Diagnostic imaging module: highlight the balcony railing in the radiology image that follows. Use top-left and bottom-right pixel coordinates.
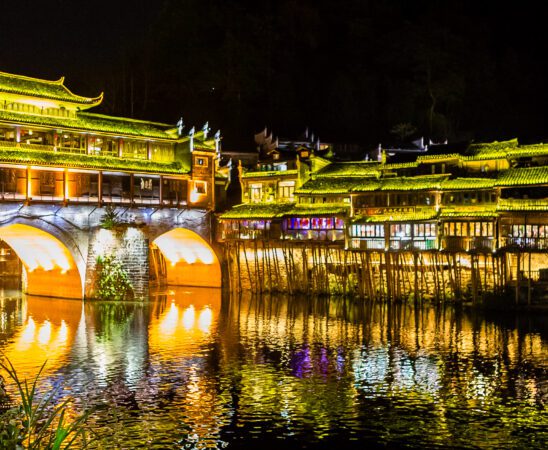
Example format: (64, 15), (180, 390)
(441, 236), (495, 252)
(283, 229), (345, 242)
(349, 238), (385, 250)
(389, 238), (437, 251)
(501, 237), (548, 251)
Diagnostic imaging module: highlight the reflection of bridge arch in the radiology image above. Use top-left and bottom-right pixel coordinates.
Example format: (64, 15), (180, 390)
(152, 228), (221, 288)
(0, 223), (84, 298)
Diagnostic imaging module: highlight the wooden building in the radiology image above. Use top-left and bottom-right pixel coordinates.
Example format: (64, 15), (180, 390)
(0, 70), (223, 210)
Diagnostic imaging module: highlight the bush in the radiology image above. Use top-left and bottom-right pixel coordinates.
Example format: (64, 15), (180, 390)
(95, 254), (133, 301)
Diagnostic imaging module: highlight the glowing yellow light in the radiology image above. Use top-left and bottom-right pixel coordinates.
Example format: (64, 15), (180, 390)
(56, 320), (68, 344)
(153, 228), (217, 266)
(37, 320), (52, 345)
(159, 302), (179, 335)
(198, 307), (212, 333)
(0, 224), (74, 272)
(182, 305), (195, 329)
(20, 317), (36, 345)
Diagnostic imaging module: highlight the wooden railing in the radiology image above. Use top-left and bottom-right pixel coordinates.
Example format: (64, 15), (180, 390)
(502, 237), (548, 251)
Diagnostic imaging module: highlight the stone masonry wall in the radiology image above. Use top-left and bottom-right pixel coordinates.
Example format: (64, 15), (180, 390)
(85, 226), (150, 299)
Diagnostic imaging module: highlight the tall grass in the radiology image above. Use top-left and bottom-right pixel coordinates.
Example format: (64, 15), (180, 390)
(0, 358), (92, 449)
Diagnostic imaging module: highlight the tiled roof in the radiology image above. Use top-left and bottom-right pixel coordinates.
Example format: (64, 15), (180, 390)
(0, 147), (189, 174)
(0, 71), (102, 105)
(0, 109), (178, 140)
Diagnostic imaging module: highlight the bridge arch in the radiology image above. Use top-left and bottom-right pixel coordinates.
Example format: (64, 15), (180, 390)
(0, 223), (84, 298)
(151, 228), (221, 288)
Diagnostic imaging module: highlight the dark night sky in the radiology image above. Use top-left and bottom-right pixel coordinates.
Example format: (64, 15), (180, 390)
(1, 0), (546, 150)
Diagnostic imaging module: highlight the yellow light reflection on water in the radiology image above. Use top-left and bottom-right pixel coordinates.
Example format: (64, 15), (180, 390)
(149, 288), (220, 353)
(182, 305), (195, 329)
(37, 320), (51, 345)
(198, 307), (212, 333)
(1, 297), (80, 380)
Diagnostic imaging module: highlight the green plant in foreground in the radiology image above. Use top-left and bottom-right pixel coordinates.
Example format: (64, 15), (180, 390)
(0, 358), (91, 449)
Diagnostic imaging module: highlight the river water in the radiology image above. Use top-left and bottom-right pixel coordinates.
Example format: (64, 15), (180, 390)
(0, 284), (547, 449)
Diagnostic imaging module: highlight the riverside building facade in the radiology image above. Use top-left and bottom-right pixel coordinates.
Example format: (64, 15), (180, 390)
(218, 138), (548, 302)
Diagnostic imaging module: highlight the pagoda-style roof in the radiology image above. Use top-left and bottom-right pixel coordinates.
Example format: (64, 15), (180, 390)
(356, 209), (438, 223)
(0, 109), (177, 140)
(0, 146), (190, 175)
(242, 169), (298, 179)
(295, 177), (379, 194)
(439, 206), (498, 218)
(0, 71), (103, 107)
(219, 202), (349, 220)
(441, 178), (496, 190)
(314, 161), (380, 178)
(496, 166), (548, 187)
(497, 198), (548, 212)
(219, 203), (294, 219)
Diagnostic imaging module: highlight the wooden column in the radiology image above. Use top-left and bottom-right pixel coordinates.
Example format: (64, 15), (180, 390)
(26, 166), (31, 201)
(159, 175), (163, 206)
(63, 169), (68, 204)
(98, 171), (103, 206)
(118, 139), (123, 158)
(130, 173), (135, 204)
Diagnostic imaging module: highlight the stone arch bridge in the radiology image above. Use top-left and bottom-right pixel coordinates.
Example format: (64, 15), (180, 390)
(0, 204), (223, 299)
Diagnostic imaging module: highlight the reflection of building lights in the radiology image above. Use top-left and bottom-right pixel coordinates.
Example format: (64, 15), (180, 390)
(38, 320), (52, 345)
(20, 317), (36, 344)
(198, 307), (212, 333)
(159, 302), (179, 335)
(56, 320), (68, 344)
(182, 305), (195, 329)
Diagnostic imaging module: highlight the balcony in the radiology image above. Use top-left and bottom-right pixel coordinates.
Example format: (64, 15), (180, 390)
(441, 236), (495, 252)
(349, 238), (385, 250)
(501, 237), (548, 251)
(283, 229), (345, 242)
(389, 238), (437, 251)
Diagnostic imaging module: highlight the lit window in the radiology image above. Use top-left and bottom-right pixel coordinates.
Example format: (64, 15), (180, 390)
(195, 181), (206, 194)
(195, 157), (208, 167)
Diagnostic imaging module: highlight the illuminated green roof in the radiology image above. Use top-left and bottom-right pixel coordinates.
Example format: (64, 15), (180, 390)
(468, 138), (519, 153)
(0, 109), (177, 140)
(284, 204), (349, 216)
(506, 144), (548, 159)
(380, 175), (448, 191)
(496, 166), (548, 186)
(417, 153), (461, 162)
(296, 177), (379, 194)
(314, 161), (380, 178)
(441, 178), (496, 190)
(242, 169), (298, 179)
(440, 207), (498, 218)
(497, 198), (548, 212)
(0, 147), (189, 174)
(358, 209), (438, 223)
(0, 71), (103, 106)
(464, 139), (548, 161)
(219, 203), (294, 219)
(381, 162), (419, 169)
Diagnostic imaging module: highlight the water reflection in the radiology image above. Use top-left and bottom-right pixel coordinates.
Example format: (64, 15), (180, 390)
(0, 289), (547, 449)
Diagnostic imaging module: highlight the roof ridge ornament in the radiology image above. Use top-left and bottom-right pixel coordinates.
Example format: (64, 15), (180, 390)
(177, 117), (184, 136)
